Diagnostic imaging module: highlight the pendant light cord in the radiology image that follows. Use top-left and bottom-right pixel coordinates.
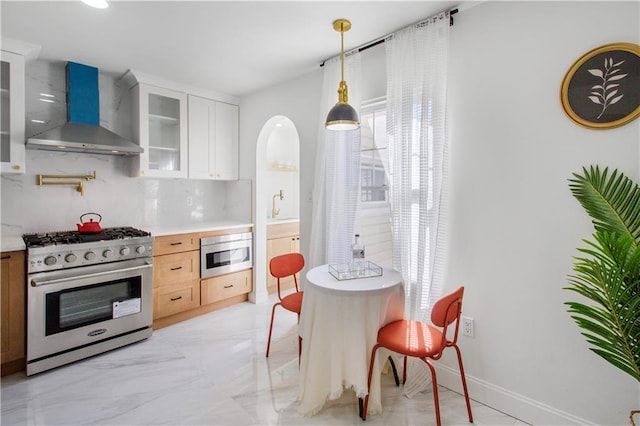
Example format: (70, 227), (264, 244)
(340, 21), (345, 83)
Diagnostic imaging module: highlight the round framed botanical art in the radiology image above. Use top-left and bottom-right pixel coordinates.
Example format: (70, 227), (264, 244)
(560, 42), (640, 129)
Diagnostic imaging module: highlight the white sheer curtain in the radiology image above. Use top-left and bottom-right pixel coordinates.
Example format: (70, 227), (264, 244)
(386, 11), (450, 396)
(309, 52), (362, 267)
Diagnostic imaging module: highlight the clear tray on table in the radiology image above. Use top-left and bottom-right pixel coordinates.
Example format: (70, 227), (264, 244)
(328, 261), (383, 280)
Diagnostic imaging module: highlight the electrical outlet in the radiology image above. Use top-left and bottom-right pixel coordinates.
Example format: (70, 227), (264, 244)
(461, 316), (474, 338)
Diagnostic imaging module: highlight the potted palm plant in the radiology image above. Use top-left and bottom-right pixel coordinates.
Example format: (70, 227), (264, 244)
(567, 165), (639, 425)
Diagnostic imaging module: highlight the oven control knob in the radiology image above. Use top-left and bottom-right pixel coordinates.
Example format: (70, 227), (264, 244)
(135, 245), (146, 254)
(44, 256), (57, 266)
(85, 251), (96, 261)
(120, 247), (131, 256)
(103, 249), (113, 258)
(65, 253), (77, 263)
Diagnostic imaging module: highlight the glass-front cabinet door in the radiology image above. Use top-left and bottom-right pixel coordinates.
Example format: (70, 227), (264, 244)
(132, 83), (187, 178)
(0, 50), (26, 174)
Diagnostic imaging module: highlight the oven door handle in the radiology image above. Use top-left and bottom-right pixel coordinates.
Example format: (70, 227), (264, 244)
(30, 264), (153, 287)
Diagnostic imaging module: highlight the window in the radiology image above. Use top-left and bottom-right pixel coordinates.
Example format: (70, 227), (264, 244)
(360, 100), (388, 203)
(355, 98), (393, 267)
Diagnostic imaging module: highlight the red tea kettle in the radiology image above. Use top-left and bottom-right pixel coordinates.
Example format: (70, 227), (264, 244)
(77, 213), (103, 234)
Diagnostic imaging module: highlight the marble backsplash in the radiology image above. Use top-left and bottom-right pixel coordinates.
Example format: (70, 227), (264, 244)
(0, 58), (251, 237)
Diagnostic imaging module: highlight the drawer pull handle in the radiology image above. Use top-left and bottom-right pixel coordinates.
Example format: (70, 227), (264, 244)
(170, 296), (183, 301)
(170, 242), (183, 246)
(0, 255), (10, 260)
(170, 266), (183, 271)
(224, 284), (234, 288)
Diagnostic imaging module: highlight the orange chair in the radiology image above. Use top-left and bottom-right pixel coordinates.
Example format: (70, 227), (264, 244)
(361, 286), (473, 425)
(265, 252), (305, 358)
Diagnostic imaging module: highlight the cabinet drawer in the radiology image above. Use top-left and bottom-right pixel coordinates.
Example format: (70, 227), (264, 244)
(154, 233), (199, 255)
(267, 222), (299, 239)
(154, 250), (199, 286)
(201, 269), (252, 305)
(154, 280), (200, 319)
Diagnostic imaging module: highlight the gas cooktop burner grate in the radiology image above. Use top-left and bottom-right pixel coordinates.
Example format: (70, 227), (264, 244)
(23, 226), (151, 248)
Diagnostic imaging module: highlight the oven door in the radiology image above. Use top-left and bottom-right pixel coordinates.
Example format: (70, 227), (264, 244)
(201, 235), (252, 278)
(27, 258), (153, 363)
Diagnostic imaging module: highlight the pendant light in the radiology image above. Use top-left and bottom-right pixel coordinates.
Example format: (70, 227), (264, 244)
(325, 19), (360, 131)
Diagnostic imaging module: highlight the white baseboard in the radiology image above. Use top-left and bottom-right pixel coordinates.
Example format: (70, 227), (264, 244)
(434, 363), (595, 425)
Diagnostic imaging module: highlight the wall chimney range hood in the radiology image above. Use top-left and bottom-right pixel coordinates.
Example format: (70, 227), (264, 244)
(27, 62), (143, 156)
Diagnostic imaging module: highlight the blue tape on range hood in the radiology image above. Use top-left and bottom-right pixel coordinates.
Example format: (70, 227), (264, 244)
(66, 62), (99, 125)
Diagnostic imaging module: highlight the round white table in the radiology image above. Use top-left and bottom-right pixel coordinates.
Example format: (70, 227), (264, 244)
(297, 264), (405, 417)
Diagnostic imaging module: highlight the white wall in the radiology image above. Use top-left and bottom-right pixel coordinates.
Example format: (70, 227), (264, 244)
(444, 2), (639, 424)
(239, 70), (322, 293)
(239, 1), (639, 424)
(265, 122), (300, 219)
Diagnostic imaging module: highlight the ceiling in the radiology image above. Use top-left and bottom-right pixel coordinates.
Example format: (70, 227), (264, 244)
(1, 1), (460, 98)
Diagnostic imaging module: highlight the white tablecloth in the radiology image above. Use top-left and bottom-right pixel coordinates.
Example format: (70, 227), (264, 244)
(297, 265), (405, 416)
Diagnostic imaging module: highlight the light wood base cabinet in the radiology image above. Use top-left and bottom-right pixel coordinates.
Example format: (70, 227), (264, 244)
(266, 222), (300, 294)
(152, 230), (253, 330)
(202, 269), (252, 305)
(153, 233), (199, 256)
(152, 237), (200, 321)
(1, 250), (25, 376)
(154, 279), (201, 319)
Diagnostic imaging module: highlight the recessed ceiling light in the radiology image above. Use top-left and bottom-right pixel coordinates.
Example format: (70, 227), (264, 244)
(81, 0), (109, 9)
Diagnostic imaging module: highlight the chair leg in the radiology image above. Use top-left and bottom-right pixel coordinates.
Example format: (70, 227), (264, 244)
(402, 356), (407, 384)
(298, 336), (302, 366)
(265, 302), (281, 357)
(423, 358), (442, 426)
(454, 344), (474, 423)
(361, 344), (381, 421)
(388, 356), (400, 386)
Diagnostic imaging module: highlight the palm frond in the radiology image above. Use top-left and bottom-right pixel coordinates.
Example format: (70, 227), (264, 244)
(568, 165), (640, 247)
(565, 231), (640, 383)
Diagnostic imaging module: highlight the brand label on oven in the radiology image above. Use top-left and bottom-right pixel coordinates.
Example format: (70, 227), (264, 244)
(113, 298), (142, 318)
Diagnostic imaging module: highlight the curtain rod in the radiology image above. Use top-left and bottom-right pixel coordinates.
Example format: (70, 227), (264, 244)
(320, 8), (458, 67)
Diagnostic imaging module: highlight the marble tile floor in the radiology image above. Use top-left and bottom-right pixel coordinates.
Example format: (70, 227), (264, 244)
(1, 294), (527, 425)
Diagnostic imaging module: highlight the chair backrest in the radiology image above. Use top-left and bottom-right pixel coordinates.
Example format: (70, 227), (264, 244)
(430, 286), (464, 348)
(270, 252), (305, 299)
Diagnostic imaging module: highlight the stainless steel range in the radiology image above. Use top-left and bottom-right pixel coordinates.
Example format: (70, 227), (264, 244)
(23, 227), (154, 376)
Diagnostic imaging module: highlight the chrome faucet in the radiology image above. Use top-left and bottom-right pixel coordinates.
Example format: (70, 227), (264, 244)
(272, 190), (284, 218)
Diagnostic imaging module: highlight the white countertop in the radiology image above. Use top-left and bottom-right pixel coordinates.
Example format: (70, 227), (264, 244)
(267, 218), (299, 225)
(1, 236), (26, 252)
(1, 220), (254, 252)
(145, 220), (253, 237)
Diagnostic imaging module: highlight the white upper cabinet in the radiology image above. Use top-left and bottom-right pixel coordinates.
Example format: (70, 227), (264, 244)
(188, 95), (238, 180)
(1, 50), (26, 174)
(214, 101), (239, 180)
(131, 84), (188, 178)
(187, 95), (211, 179)
(123, 70), (239, 180)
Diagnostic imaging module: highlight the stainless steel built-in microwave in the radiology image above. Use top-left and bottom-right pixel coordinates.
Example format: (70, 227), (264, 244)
(200, 232), (252, 278)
